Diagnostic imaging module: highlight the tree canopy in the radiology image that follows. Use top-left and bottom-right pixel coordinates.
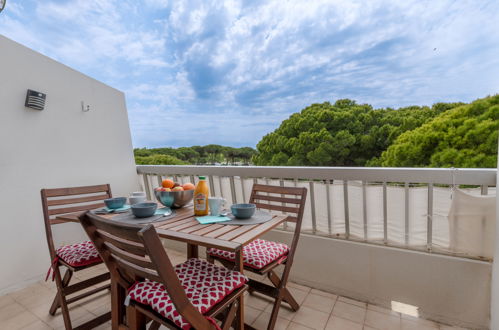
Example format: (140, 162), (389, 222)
(253, 99), (463, 166)
(134, 145), (257, 165)
(377, 95), (499, 168)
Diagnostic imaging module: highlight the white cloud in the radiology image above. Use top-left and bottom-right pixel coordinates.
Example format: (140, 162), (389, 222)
(1, 0), (498, 147)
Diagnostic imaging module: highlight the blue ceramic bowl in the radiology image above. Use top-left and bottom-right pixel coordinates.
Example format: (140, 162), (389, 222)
(131, 202), (157, 218)
(104, 197), (127, 209)
(231, 203), (256, 219)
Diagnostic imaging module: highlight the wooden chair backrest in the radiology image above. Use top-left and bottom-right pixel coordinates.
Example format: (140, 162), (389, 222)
(249, 184), (307, 281)
(79, 212), (213, 329)
(249, 183), (307, 227)
(40, 184), (112, 259)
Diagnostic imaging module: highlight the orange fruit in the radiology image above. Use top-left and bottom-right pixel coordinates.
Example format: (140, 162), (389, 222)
(182, 183), (195, 190)
(162, 179), (175, 188)
(172, 186), (184, 191)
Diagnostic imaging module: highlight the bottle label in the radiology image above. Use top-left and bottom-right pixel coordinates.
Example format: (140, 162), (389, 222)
(194, 193), (206, 211)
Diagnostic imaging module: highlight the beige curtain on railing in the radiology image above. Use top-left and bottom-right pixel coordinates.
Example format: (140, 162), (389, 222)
(448, 189), (496, 259)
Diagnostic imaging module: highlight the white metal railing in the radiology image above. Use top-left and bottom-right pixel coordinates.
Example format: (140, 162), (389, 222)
(136, 165), (497, 260)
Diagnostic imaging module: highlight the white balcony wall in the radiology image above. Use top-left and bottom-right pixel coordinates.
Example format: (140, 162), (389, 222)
(0, 35), (139, 294)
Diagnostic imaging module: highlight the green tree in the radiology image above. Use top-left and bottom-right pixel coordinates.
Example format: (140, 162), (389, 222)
(379, 95), (499, 167)
(135, 154), (188, 165)
(253, 99), (456, 166)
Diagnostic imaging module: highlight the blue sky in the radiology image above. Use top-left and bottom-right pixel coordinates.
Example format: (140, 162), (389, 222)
(1, 0), (498, 148)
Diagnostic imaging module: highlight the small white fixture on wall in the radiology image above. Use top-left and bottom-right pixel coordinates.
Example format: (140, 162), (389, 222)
(81, 101), (90, 112)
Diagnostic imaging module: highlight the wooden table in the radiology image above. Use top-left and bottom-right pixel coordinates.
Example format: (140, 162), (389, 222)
(57, 205), (287, 329)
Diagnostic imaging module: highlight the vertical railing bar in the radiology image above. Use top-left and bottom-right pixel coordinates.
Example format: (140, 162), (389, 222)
(293, 178), (298, 187)
(230, 176), (237, 204)
(190, 175), (195, 185)
(156, 175), (162, 187)
(218, 176), (224, 199)
(241, 177), (246, 202)
(209, 175), (216, 195)
(173, 175), (179, 183)
(480, 185), (487, 251)
(309, 181), (317, 234)
(362, 181), (368, 241)
(427, 183), (434, 252)
(404, 182), (410, 246)
(383, 182), (388, 244)
(280, 179), (288, 230)
(481, 185), (488, 195)
(143, 174), (152, 200)
(325, 179), (332, 236)
(253, 178), (258, 185)
(343, 180), (349, 239)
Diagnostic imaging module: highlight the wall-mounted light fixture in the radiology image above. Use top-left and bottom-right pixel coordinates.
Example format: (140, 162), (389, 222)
(25, 89), (46, 110)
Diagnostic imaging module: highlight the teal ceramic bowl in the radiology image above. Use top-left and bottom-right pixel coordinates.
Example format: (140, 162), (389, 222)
(231, 203), (256, 219)
(104, 197), (127, 209)
(131, 202), (157, 218)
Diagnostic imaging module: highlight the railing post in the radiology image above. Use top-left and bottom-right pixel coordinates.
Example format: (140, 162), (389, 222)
(143, 174), (151, 200)
(241, 177), (247, 202)
(481, 185), (489, 195)
(427, 183), (434, 251)
(218, 176), (224, 198)
(326, 179), (332, 236)
(362, 181), (368, 241)
(208, 175), (215, 196)
(230, 176), (237, 204)
(280, 179), (288, 230)
(309, 181), (317, 234)
(343, 180), (350, 239)
(404, 182), (410, 245)
(383, 182), (388, 244)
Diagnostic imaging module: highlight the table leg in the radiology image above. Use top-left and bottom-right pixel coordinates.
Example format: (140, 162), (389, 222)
(234, 248), (245, 330)
(187, 243), (198, 259)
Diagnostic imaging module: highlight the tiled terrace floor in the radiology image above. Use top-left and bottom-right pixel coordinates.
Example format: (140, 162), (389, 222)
(0, 249), (469, 330)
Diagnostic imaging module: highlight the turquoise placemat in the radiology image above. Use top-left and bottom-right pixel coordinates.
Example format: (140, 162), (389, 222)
(94, 205), (131, 214)
(106, 205), (131, 212)
(155, 207), (172, 215)
(196, 216), (231, 224)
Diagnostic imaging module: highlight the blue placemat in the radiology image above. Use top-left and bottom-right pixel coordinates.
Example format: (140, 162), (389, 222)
(155, 207), (172, 215)
(94, 205), (131, 214)
(196, 215), (232, 224)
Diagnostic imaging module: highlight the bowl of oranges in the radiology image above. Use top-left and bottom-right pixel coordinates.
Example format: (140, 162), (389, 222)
(154, 179), (195, 208)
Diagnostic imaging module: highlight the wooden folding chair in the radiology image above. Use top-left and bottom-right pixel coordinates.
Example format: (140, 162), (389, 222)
(41, 184), (112, 329)
(207, 183), (307, 330)
(79, 211), (249, 330)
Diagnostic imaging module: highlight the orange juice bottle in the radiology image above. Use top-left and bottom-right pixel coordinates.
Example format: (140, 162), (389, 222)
(194, 176), (209, 216)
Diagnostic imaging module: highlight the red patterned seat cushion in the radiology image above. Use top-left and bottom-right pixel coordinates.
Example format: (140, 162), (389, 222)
(207, 239), (289, 270)
(127, 258), (247, 330)
(56, 241), (101, 267)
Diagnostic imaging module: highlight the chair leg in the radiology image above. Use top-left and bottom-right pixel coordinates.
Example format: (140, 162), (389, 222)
(148, 321), (161, 330)
(111, 279), (127, 329)
(267, 270), (299, 311)
(52, 267), (72, 330)
(206, 254), (215, 263)
(49, 268), (73, 315)
(221, 300), (238, 330)
(267, 296), (284, 330)
(126, 305), (147, 330)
